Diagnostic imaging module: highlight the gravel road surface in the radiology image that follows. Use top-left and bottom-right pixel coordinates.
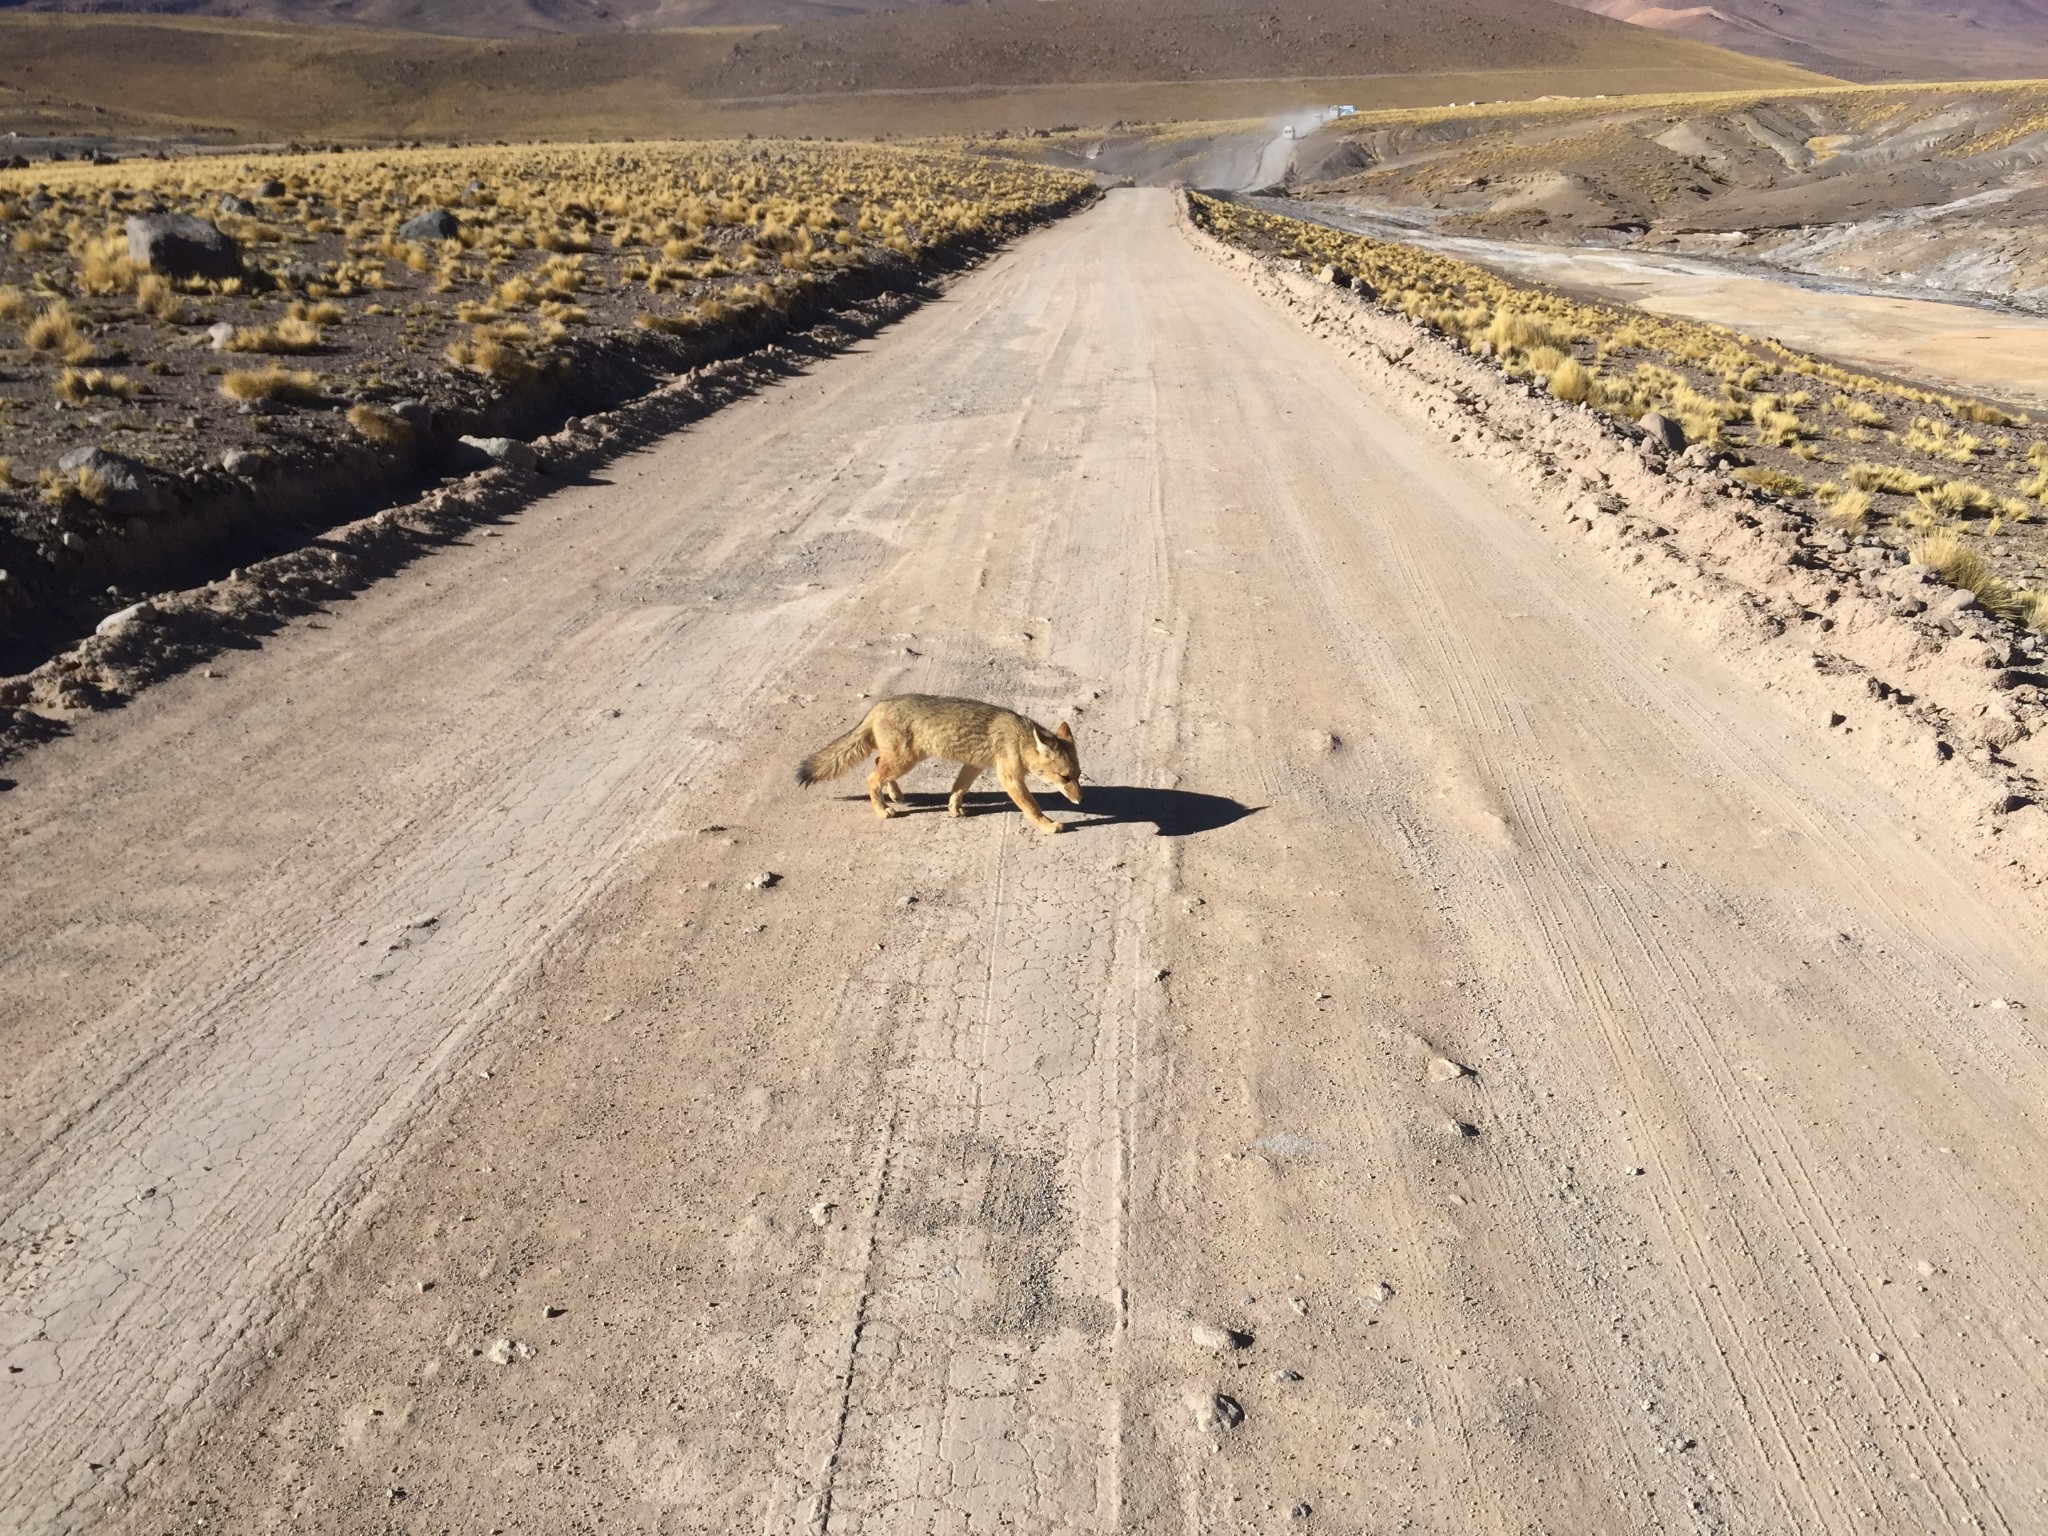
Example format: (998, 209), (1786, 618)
(4, 188), (2045, 1533)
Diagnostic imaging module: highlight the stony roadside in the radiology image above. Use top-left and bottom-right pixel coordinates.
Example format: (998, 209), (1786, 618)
(1178, 190), (2048, 888)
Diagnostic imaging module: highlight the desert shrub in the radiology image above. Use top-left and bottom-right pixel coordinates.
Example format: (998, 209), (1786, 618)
(220, 366), (325, 404)
(346, 402), (415, 448)
(78, 234), (140, 296)
(135, 274), (186, 323)
(445, 326), (538, 383)
(1916, 479), (2000, 519)
(1903, 417), (1984, 464)
(1847, 462), (1939, 496)
(1828, 396), (1887, 428)
(1549, 356), (1594, 403)
(1818, 487), (1872, 532)
(635, 310), (702, 336)
(1911, 526), (2014, 614)
(0, 284), (33, 323)
(54, 367), (141, 404)
(225, 316), (323, 353)
(26, 302), (93, 362)
(1951, 398), (2021, 428)
(1734, 466), (1809, 498)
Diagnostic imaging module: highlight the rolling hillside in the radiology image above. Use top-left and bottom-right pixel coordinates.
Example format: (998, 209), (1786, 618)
(1552, 0), (2048, 80)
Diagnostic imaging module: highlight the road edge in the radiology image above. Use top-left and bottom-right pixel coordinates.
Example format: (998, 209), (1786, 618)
(1173, 187), (2048, 890)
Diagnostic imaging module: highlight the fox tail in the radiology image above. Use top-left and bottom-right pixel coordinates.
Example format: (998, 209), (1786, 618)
(796, 717), (876, 787)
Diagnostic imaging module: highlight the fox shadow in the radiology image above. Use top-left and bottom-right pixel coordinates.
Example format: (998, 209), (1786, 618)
(865, 784), (1260, 839)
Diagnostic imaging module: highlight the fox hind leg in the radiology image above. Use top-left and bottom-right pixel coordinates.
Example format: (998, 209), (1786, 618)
(868, 750), (920, 819)
(948, 764), (980, 818)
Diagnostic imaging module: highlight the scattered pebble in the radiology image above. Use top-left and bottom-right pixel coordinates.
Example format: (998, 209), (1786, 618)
(1274, 1368), (1304, 1383)
(1288, 1295), (1308, 1316)
(1869, 1350), (1887, 1364)
(417, 1280), (435, 1293)
(485, 1338), (517, 1365)
(1445, 1118), (1479, 1139)
(1426, 1056), (1471, 1082)
(409, 913), (438, 929)
(1290, 1502), (1312, 1519)
(1191, 1321), (1253, 1353)
(749, 871), (781, 890)
(1192, 1392), (1245, 1432)
(1365, 1282), (1394, 1305)
(544, 1305), (567, 1319)
(809, 1201), (837, 1227)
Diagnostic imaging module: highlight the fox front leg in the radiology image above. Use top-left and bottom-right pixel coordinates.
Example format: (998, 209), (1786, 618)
(998, 766), (1062, 834)
(948, 764), (981, 817)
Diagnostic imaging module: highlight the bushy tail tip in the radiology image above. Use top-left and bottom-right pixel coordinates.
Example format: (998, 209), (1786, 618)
(796, 721), (874, 788)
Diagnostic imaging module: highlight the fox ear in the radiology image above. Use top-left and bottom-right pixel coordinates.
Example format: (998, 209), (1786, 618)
(1033, 730), (1049, 753)
(1055, 721), (1073, 742)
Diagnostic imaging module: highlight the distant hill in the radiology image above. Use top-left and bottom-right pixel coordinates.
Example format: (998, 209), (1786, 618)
(0, 0), (937, 38)
(1549, 0), (2048, 81)
(0, 2), (1831, 146)
(703, 0), (1831, 97)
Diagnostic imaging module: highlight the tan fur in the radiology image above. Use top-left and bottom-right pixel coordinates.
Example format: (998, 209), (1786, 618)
(796, 694), (1082, 833)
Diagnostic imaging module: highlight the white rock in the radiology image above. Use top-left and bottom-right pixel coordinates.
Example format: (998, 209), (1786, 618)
(94, 601), (150, 637)
(1191, 1321), (1252, 1352)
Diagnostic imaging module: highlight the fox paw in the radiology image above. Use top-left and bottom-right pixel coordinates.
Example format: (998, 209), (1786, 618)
(1035, 820), (1064, 835)
(948, 802), (967, 818)
(873, 805), (899, 820)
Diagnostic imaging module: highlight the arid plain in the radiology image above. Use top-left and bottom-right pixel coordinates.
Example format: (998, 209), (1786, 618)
(5, 2), (2048, 1532)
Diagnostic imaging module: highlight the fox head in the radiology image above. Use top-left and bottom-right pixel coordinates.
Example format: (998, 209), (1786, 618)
(1030, 720), (1083, 804)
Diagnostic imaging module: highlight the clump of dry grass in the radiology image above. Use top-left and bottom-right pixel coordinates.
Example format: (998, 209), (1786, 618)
(0, 284), (31, 323)
(135, 274), (187, 323)
(1847, 462), (1940, 496)
(220, 366), (325, 405)
(1548, 355), (1594, 403)
(1816, 484), (1872, 531)
(223, 303), (334, 354)
(26, 302), (94, 364)
(635, 310), (703, 337)
(79, 234), (140, 296)
(346, 401), (416, 448)
(445, 326), (538, 383)
(1903, 417), (1984, 464)
(1734, 465), (1809, 498)
(55, 368), (142, 404)
(1911, 526), (2015, 615)
(1831, 395), (1888, 428)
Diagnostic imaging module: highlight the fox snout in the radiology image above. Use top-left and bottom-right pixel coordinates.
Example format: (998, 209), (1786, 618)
(1060, 782), (1083, 805)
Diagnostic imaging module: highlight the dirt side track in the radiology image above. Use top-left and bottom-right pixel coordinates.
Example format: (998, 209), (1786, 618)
(3, 189), (2045, 1533)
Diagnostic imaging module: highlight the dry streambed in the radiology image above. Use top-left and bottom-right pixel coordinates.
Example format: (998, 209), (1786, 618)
(1181, 192), (2048, 886)
(0, 141), (1092, 690)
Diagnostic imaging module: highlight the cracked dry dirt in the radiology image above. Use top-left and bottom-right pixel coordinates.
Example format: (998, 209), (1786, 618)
(4, 188), (2047, 1533)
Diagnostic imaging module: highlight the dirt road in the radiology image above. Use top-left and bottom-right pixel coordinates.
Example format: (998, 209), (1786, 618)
(5, 188), (2046, 1533)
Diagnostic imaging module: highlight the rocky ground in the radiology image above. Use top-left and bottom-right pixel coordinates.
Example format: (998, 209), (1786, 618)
(0, 140), (1092, 679)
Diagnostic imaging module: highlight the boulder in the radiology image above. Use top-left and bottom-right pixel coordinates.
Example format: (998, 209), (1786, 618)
(456, 435), (539, 472)
(399, 208), (461, 243)
(124, 214), (242, 282)
(0, 155), (27, 171)
(57, 446), (157, 515)
(1316, 263), (1352, 289)
(391, 399), (434, 432)
(253, 179), (286, 198)
(218, 194), (256, 217)
(207, 321), (236, 351)
(221, 447), (266, 476)
(1638, 411), (1687, 453)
